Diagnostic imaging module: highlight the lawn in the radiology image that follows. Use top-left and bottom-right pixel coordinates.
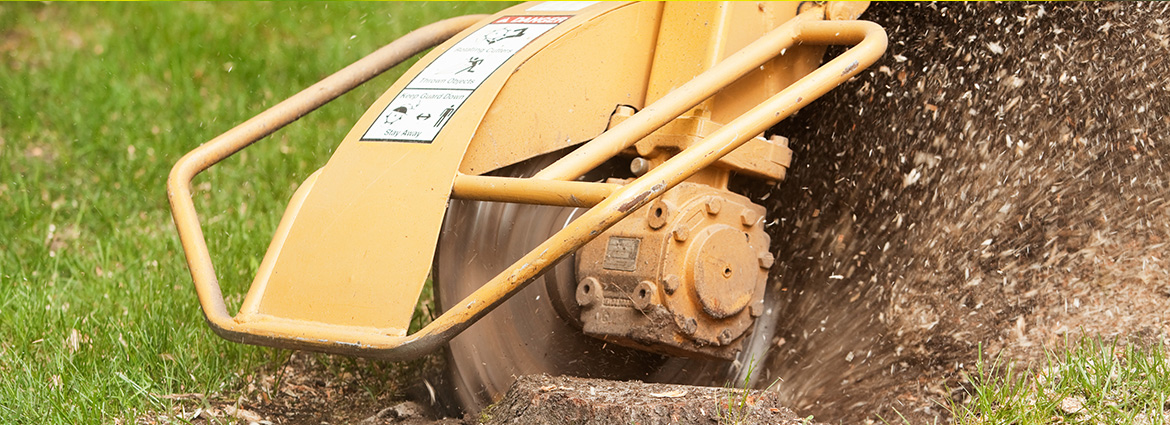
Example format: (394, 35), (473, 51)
(950, 339), (1170, 425)
(0, 3), (508, 423)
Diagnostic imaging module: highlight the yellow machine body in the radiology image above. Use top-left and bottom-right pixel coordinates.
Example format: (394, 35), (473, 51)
(168, 1), (887, 360)
(242, 4), (623, 339)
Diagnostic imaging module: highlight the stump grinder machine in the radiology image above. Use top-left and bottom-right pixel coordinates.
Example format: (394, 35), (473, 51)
(168, 1), (886, 412)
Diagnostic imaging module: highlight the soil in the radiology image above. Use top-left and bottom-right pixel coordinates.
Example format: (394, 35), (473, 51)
(480, 374), (815, 425)
(154, 3), (1170, 424)
(141, 351), (449, 425)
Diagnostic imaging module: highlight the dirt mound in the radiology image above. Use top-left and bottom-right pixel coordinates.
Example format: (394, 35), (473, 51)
(748, 2), (1170, 422)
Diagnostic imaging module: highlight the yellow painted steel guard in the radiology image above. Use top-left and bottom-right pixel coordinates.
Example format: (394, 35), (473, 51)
(168, 15), (887, 361)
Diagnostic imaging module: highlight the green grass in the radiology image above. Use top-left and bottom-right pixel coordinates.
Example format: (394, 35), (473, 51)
(0, 3), (509, 423)
(952, 338), (1170, 424)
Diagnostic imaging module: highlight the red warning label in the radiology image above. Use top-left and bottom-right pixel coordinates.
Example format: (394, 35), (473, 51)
(493, 15), (571, 25)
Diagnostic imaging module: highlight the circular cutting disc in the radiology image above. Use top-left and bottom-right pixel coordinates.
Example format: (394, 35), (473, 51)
(433, 154), (778, 413)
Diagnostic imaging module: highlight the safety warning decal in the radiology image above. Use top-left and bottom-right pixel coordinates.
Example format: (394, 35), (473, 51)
(362, 16), (571, 143)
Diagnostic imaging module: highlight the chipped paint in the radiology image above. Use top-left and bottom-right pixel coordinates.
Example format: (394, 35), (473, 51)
(842, 60), (859, 75)
(618, 182), (666, 213)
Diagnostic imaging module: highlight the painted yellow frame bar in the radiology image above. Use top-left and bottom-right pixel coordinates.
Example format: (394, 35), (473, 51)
(168, 13), (886, 360)
(452, 174), (619, 207)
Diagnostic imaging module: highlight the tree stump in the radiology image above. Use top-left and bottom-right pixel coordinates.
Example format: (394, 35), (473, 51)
(480, 375), (821, 425)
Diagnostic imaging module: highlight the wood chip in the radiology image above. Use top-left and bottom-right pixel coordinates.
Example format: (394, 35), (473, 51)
(649, 389), (688, 398)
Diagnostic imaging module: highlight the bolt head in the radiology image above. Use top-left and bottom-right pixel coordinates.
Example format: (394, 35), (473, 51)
(718, 329), (735, 345)
(768, 134), (789, 148)
(630, 157), (650, 176)
(672, 226), (689, 242)
(632, 281), (657, 310)
(740, 210), (760, 227)
(647, 201), (668, 230)
(758, 251), (775, 269)
(681, 317), (698, 335)
(705, 197), (722, 215)
(575, 277), (601, 307)
(661, 274), (681, 295)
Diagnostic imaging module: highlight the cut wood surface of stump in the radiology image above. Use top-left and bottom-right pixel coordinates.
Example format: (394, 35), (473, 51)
(480, 375), (820, 425)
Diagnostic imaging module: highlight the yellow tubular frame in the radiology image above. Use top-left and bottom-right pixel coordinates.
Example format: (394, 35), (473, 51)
(168, 13), (887, 360)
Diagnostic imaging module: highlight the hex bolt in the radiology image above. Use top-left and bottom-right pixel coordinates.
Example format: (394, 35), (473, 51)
(749, 302), (764, 318)
(647, 201), (668, 230)
(769, 134), (789, 148)
(630, 157), (651, 176)
(705, 197), (722, 215)
(632, 280), (657, 310)
(758, 251), (775, 269)
(672, 225), (689, 242)
(682, 317), (698, 336)
(575, 277), (601, 307)
(662, 274), (681, 295)
(718, 329), (735, 345)
(740, 210), (760, 227)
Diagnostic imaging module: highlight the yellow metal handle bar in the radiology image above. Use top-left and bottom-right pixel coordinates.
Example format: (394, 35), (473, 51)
(452, 174), (620, 207)
(166, 15), (487, 344)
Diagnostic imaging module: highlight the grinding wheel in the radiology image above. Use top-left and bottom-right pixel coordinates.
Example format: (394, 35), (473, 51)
(434, 153), (779, 412)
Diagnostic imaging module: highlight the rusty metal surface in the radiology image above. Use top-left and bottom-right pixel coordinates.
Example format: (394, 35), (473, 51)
(575, 183), (771, 360)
